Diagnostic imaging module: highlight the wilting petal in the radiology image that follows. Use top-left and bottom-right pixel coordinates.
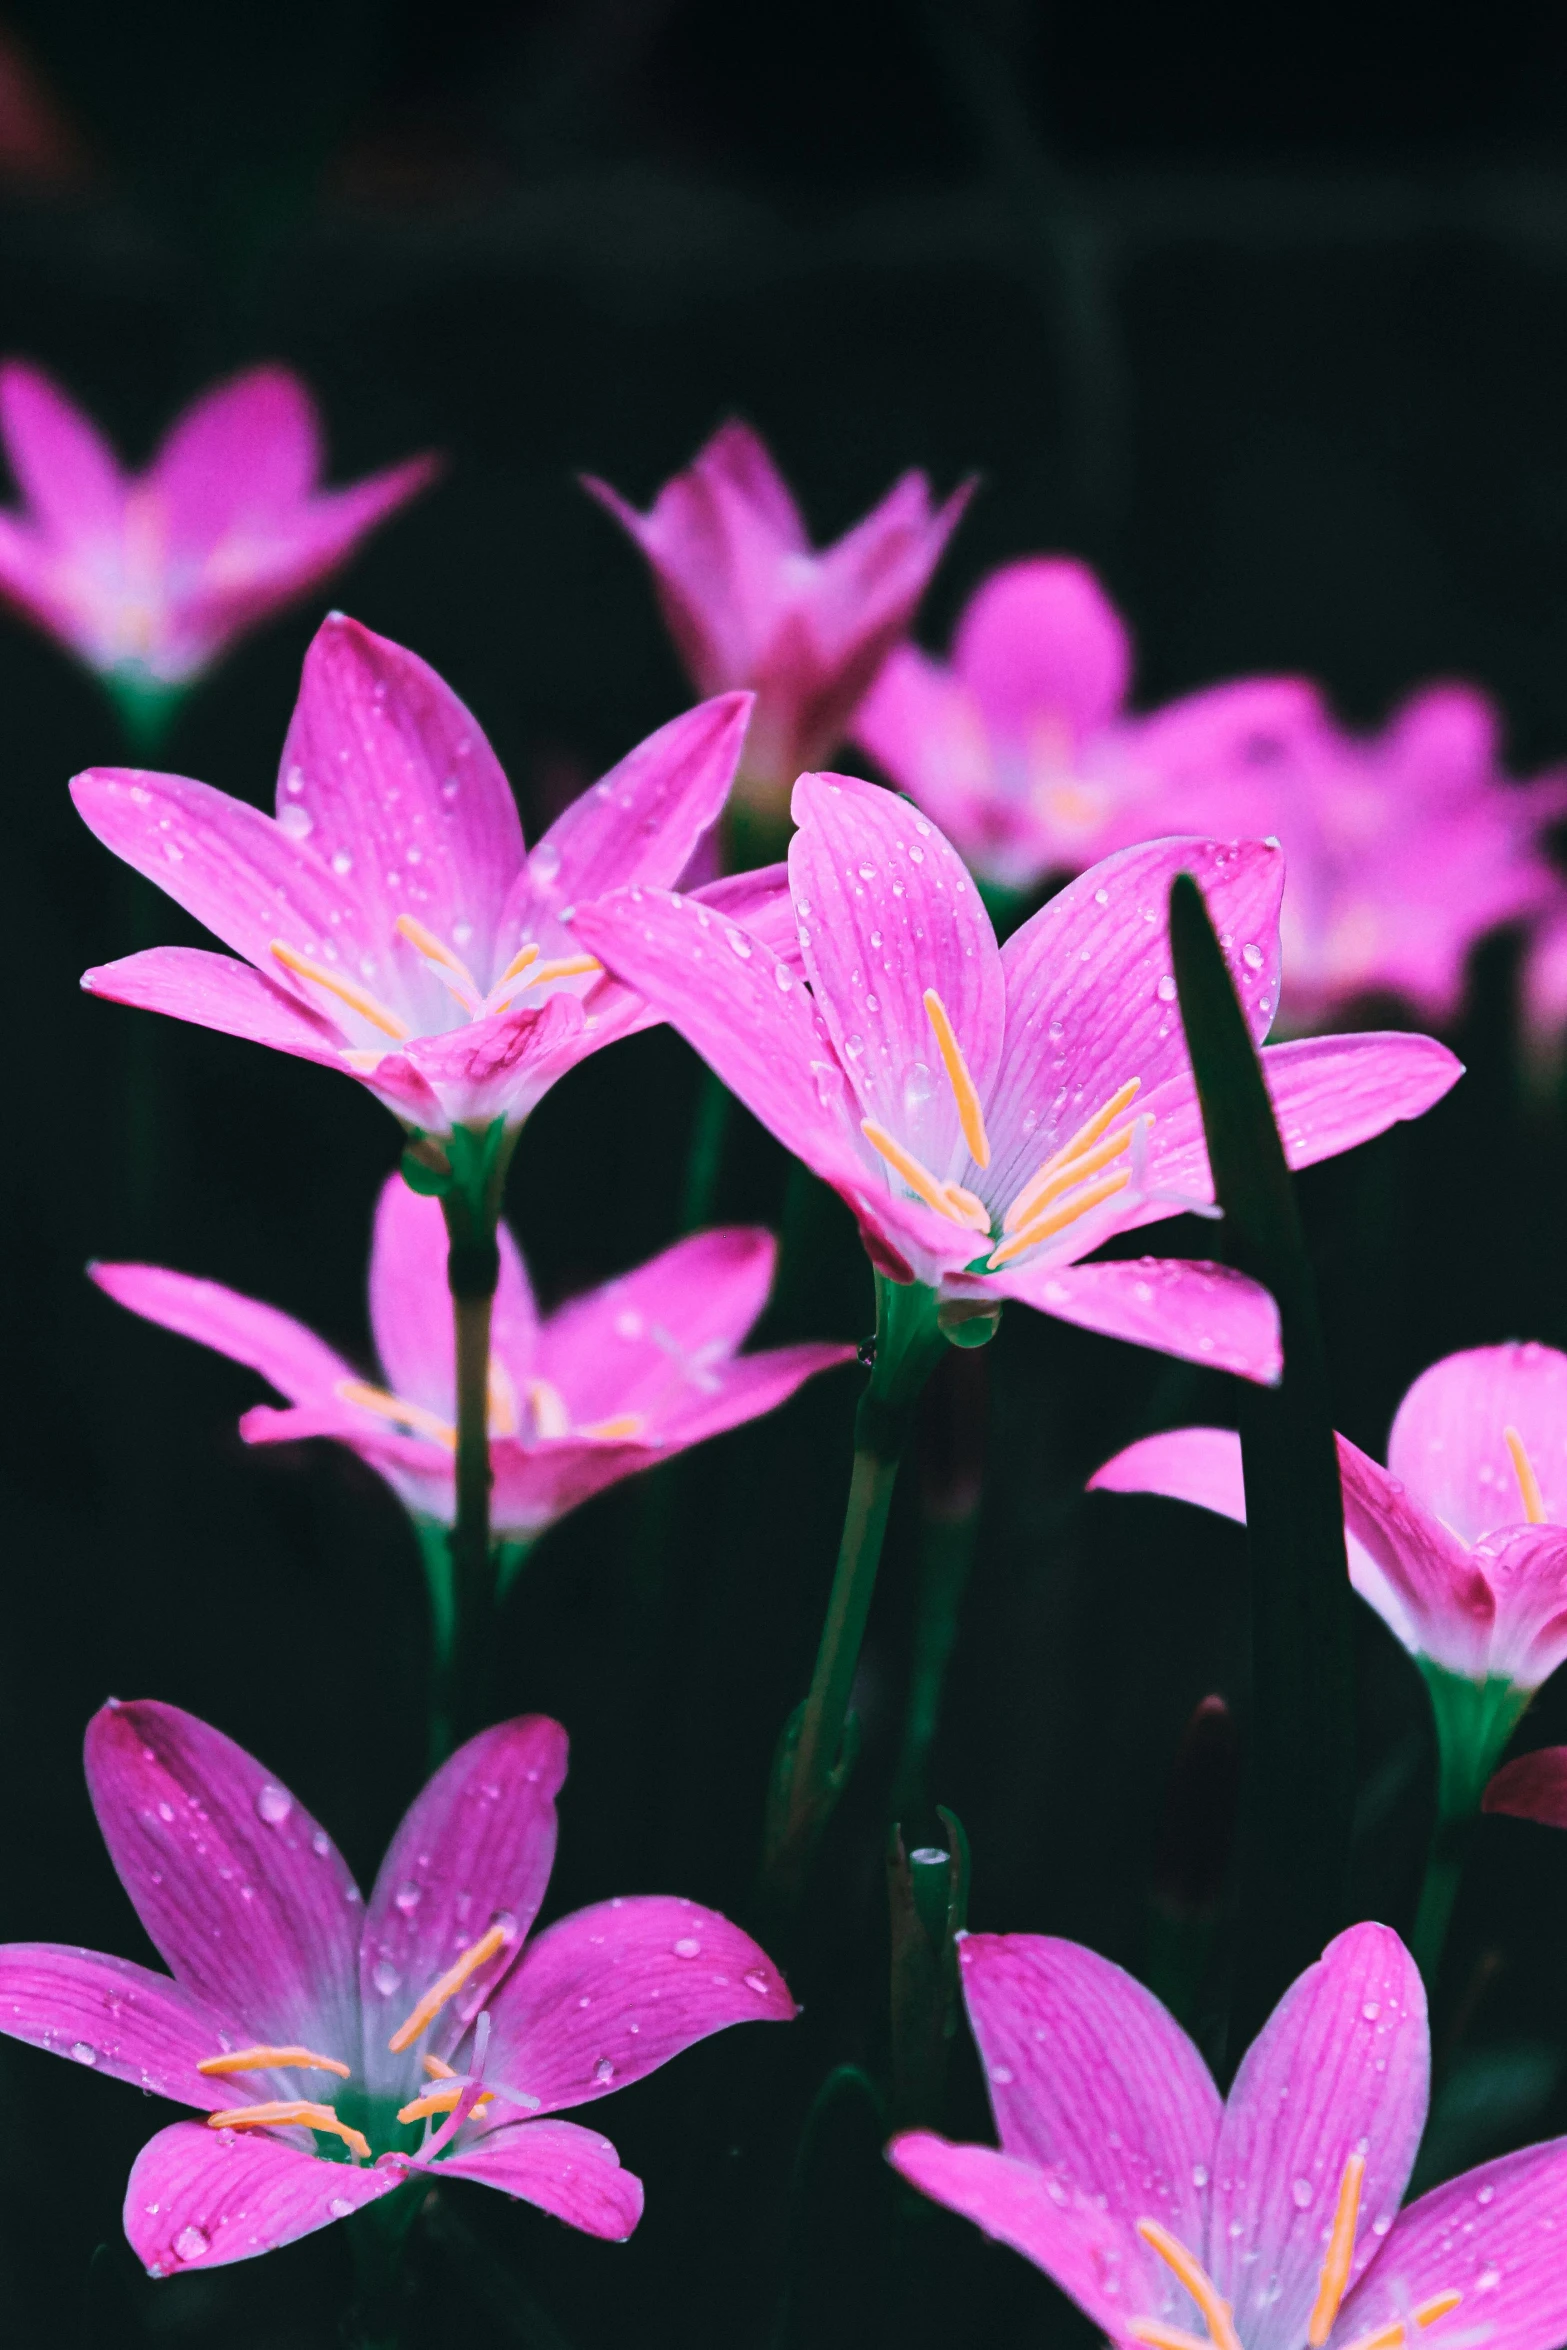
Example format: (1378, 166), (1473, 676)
(0, 359), (123, 540)
(1334, 2137), (1567, 2350)
(958, 1934), (1219, 2270)
(1209, 1925), (1428, 2344)
(954, 557), (1131, 747)
(79, 945), (348, 1066)
(1090, 1426), (1247, 1520)
(527, 693), (750, 912)
(124, 2120), (398, 2275)
(789, 769), (1005, 1174)
(481, 1895), (793, 2116)
(975, 1256), (1282, 1385)
(1336, 1437), (1495, 1675)
(1483, 1746), (1567, 1829)
(367, 1176), (536, 1420)
(359, 1716), (567, 2098)
(1386, 1343), (1567, 1547)
(889, 2131), (1146, 2338)
(435, 2118), (644, 2240)
(89, 1262), (354, 1407)
(85, 1701), (361, 2058)
(0, 1944), (248, 2108)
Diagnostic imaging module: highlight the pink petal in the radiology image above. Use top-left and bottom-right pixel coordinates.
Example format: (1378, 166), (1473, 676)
(1484, 1747), (1567, 1829)
(88, 1262), (354, 1406)
(1088, 1427), (1247, 1521)
(239, 1398), (453, 1525)
(0, 358), (123, 540)
(958, 1933), (1219, 2265)
(1467, 1523), (1567, 1688)
(150, 367), (320, 549)
(526, 693), (750, 912)
(367, 1174), (536, 1420)
(79, 945), (349, 1067)
(277, 614), (524, 999)
(84, 1700), (362, 2058)
(789, 770), (1005, 1176)
(953, 557), (1131, 747)
(1386, 1343), (1567, 1547)
(689, 861), (795, 965)
(0, 509), (83, 647)
(124, 2120), (398, 2276)
(434, 2118), (643, 2240)
(974, 1256), (1282, 1385)
(392, 988), (607, 1133)
(1334, 2137), (1567, 2350)
(887, 2131), (1145, 2340)
(1209, 1924), (1428, 2341)
(0, 1943), (249, 2107)
(850, 644), (993, 845)
(358, 1716), (567, 2098)
(536, 1226), (778, 1408)
(988, 837), (1285, 1208)
(481, 1895), (793, 2116)
(1336, 1436), (1495, 1675)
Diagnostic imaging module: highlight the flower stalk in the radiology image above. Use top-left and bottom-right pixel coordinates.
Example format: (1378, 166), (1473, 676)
(1411, 1663), (1531, 1993)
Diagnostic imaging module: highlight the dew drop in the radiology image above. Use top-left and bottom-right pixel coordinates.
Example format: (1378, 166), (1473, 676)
(1372, 2213), (1393, 2237)
(870, 930), (883, 947)
(329, 2197), (355, 2219)
(908, 845), (925, 864)
(858, 863), (877, 881)
(989, 2064), (1014, 2084)
(256, 1784), (293, 1827)
(532, 841), (561, 883)
(1242, 943), (1264, 970)
(743, 1968), (771, 1996)
(1156, 975), (1179, 1003)
(1477, 2267), (1501, 2292)
(1192, 2164), (1210, 2188)
(278, 805), (313, 841)
(173, 2226), (210, 2263)
(331, 850), (353, 876)
(71, 2040), (97, 2066)
(672, 1937), (701, 1959)
(1291, 2178), (1313, 2209)
(865, 993), (880, 1012)
(1095, 888), (1110, 906)
(312, 1831), (331, 1857)
(593, 2057), (615, 2084)
(394, 1881), (422, 1916)
(371, 1959), (403, 1997)
(725, 928), (752, 959)
(1361, 2001), (1381, 2021)
(158, 1802), (175, 1823)
(844, 1033), (865, 1060)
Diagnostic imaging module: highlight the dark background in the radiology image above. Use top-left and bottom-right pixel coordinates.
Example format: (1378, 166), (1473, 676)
(4, 1), (1567, 2343)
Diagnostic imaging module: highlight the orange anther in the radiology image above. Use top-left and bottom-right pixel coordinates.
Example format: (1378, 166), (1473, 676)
(205, 2101), (371, 2161)
(923, 989), (991, 1169)
(1308, 2153), (1365, 2346)
(269, 942), (411, 1041)
(197, 2045), (350, 2081)
(388, 1920), (513, 2054)
(1504, 1426), (1548, 1524)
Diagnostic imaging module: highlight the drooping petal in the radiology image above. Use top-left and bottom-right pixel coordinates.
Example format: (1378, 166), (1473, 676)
(1336, 1437), (1495, 1675)
(1386, 1343), (1567, 1547)
(953, 557), (1131, 748)
(124, 2120), (398, 2276)
(887, 2131), (1147, 2341)
(1333, 2137), (1567, 2350)
(0, 1944), (249, 2108)
(481, 1896), (793, 2117)
(971, 1256), (1282, 1385)
(359, 1716), (567, 2098)
(789, 770), (1005, 1177)
(525, 693), (750, 913)
(0, 359), (123, 541)
(366, 1175), (536, 1419)
(150, 367), (320, 551)
(1483, 1746), (1567, 1828)
(277, 614), (525, 1000)
(84, 1701), (361, 2058)
(79, 945), (350, 1066)
(434, 2118), (644, 2239)
(88, 1262), (354, 1407)
(1208, 1924), (1429, 2348)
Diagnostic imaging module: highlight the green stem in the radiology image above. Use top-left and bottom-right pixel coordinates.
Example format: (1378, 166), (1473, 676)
(889, 1506), (978, 1824)
(343, 2177), (423, 2350)
(1411, 1662), (1531, 1997)
(1411, 1829), (1470, 1991)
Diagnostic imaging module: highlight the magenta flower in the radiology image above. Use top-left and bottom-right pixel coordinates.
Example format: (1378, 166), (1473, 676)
(0, 361), (435, 700)
(0, 1699), (793, 2273)
(573, 775), (1459, 1382)
(72, 613), (755, 1139)
(583, 421), (970, 813)
(891, 1923), (1567, 2350)
(90, 1173), (854, 1541)
(852, 555), (1322, 897)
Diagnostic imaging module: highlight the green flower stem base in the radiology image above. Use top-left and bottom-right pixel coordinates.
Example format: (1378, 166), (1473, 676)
(1411, 1662), (1532, 1994)
(343, 2177), (425, 2350)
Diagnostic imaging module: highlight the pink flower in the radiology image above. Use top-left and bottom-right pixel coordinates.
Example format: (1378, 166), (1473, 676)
(573, 775), (1459, 1382)
(90, 1174), (854, 1541)
(583, 421), (970, 811)
(853, 555), (1321, 896)
(72, 613), (756, 1138)
(0, 1699), (794, 2273)
(0, 361), (435, 693)
(1090, 1341), (1567, 1691)
(891, 1922), (1567, 2350)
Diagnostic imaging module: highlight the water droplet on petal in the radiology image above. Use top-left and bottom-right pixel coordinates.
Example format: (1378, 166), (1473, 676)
(329, 2196), (355, 2219)
(858, 863), (877, 882)
(331, 850), (353, 876)
(1361, 2001), (1381, 2021)
(865, 993), (880, 1012)
(1242, 943), (1264, 970)
(256, 1784), (292, 1826)
(593, 2058), (615, 2084)
(724, 928), (752, 959)
(278, 805), (313, 841)
(312, 1831), (331, 1857)
(743, 1968), (771, 1996)
(844, 1034), (864, 1060)
(908, 845), (925, 864)
(1292, 2178), (1314, 2209)
(1156, 975), (1179, 1003)
(372, 1959), (402, 1997)
(672, 1937), (701, 1959)
(989, 2063), (1014, 2084)
(394, 1881), (422, 1915)
(1192, 2164), (1210, 2188)
(173, 2226), (210, 2263)
(71, 2040), (97, 2065)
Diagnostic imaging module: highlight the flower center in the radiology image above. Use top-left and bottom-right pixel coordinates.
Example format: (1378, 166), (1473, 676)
(266, 919), (599, 1054)
(1503, 1424), (1547, 1523)
(333, 1370), (643, 1452)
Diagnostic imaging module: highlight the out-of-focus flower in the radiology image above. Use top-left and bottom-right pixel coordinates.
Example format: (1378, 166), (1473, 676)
(891, 1922), (1567, 2350)
(852, 556), (1320, 898)
(0, 363), (436, 717)
(91, 1175), (853, 1541)
(1485, 1745), (1567, 1829)
(73, 614), (759, 1139)
(0, 1700), (793, 2274)
(583, 421), (970, 818)
(575, 777), (1459, 1380)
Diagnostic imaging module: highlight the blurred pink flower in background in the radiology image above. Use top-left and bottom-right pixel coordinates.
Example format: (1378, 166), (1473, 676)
(0, 1700), (793, 2272)
(91, 1175), (853, 1542)
(584, 420), (970, 818)
(0, 363), (436, 714)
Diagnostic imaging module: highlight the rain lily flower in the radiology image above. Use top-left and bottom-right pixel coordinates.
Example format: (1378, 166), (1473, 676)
(891, 1921), (1567, 2350)
(0, 1699), (793, 2273)
(90, 1173), (854, 1544)
(574, 774), (1461, 1384)
(583, 421), (970, 818)
(852, 555), (1322, 899)
(0, 361), (435, 722)
(72, 612), (756, 1143)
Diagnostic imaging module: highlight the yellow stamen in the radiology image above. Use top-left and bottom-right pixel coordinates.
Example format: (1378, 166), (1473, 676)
(1504, 1425), (1547, 1524)
(510, 953), (602, 990)
(1004, 1079), (1142, 1231)
(923, 988), (991, 1168)
(198, 2045), (350, 2080)
(423, 2055), (458, 2080)
(1136, 2220), (1243, 2350)
(986, 1167), (1132, 1268)
(395, 913), (483, 1009)
(396, 2084), (493, 2126)
(528, 1377), (570, 1440)
(1129, 2325), (1219, 2350)
(576, 1414), (645, 1442)
(1002, 1117), (1146, 1236)
(497, 942), (541, 986)
(1336, 2293), (1461, 2350)
(861, 1121), (992, 1233)
(1307, 2153), (1366, 2346)
(488, 1357), (519, 1438)
(206, 2101), (371, 2161)
(336, 1380), (456, 1451)
(269, 942), (412, 1041)
(388, 1921), (513, 2054)
(942, 1180), (991, 1224)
